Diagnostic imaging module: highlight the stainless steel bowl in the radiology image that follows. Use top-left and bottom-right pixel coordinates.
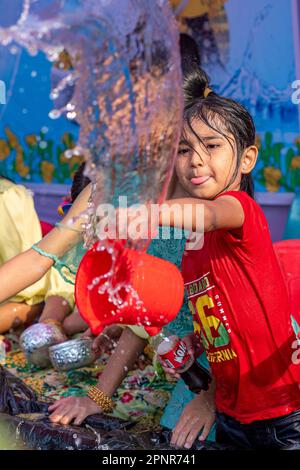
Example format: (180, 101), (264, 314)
(20, 323), (67, 368)
(49, 338), (96, 371)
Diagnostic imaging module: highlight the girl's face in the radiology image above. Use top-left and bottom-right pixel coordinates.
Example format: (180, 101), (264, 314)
(174, 118), (242, 200)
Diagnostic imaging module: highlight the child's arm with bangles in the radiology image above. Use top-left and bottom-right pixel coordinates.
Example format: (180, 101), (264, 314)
(0, 183), (92, 305)
(48, 326), (148, 425)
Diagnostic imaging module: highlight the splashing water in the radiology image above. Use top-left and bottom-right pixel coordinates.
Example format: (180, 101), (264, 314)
(0, 0), (182, 231)
(0, 0), (182, 313)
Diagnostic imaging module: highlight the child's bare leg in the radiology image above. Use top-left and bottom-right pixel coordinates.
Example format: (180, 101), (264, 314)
(39, 295), (71, 325)
(62, 308), (88, 335)
(0, 302), (43, 334)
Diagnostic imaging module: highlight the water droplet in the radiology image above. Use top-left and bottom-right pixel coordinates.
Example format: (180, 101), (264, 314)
(41, 126), (49, 134)
(67, 111), (77, 120)
(64, 149), (74, 159)
(39, 141), (48, 149)
(31, 70), (37, 77)
(50, 90), (59, 100)
(49, 109), (61, 120)
(73, 147), (82, 156)
(10, 46), (19, 55)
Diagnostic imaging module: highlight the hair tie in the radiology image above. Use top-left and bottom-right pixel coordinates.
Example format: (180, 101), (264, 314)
(204, 87), (212, 98)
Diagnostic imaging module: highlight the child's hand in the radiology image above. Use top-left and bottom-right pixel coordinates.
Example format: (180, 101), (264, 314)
(170, 392), (216, 449)
(48, 396), (102, 426)
(91, 325), (124, 354)
(183, 333), (204, 358)
(158, 333), (203, 379)
(160, 361), (180, 379)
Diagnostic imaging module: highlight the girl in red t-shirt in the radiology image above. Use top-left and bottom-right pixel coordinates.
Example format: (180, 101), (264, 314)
(157, 68), (300, 449)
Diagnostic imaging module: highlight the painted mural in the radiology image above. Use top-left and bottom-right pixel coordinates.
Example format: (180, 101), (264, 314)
(0, 0), (299, 191)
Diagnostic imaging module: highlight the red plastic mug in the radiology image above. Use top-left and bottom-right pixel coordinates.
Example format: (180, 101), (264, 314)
(75, 240), (184, 336)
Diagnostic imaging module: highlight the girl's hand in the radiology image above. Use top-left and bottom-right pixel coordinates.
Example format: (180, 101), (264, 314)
(48, 396), (102, 426)
(171, 392), (216, 449)
(183, 333), (204, 358)
(159, 363), (181, 380)
(159, 333), (204, 379)
(91, 325), (124, 354)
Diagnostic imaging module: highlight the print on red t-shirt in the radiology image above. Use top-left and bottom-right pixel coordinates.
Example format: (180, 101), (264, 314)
(186, 272), (237, 363)
(182, 191), (300, 423)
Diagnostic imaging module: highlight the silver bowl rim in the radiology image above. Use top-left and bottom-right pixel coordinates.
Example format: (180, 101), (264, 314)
(49, 337), (93, 353)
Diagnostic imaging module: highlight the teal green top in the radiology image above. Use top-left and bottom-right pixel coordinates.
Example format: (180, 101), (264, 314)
(147, 227), (194, 338)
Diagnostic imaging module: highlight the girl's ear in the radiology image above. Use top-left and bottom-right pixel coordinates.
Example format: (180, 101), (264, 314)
(241, 146), (258, 174)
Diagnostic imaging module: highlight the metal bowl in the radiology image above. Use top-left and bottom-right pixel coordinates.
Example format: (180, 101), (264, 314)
(20, 323), (67, 368)
(49, 338), (96, 371)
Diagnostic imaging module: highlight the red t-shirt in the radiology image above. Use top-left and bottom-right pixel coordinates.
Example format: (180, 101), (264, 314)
(182, 190), (300, 423)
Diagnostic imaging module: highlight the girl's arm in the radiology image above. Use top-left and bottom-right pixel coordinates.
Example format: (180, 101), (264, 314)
(48, 327), (147, 425)
(159, 195), (245, 233)
(0, 183), (92, 304)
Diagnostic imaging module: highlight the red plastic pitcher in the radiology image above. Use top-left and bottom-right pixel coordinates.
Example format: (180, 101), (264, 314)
(75, 240), (184, 336)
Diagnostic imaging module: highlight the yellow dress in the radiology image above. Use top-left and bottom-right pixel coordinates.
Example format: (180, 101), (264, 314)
(0, 178), (74, 308)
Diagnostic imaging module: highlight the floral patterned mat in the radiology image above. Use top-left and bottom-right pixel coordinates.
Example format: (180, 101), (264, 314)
(0, 333), (175, 427)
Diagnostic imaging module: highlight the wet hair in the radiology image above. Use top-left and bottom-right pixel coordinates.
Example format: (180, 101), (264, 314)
(70, 163), (90, 202)
(179, 33), (201, 75)
(182, 68), (255, 198)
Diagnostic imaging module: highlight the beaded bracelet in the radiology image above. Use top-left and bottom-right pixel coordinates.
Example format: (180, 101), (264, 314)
(31, 243), (76, 285)
(32, 243), (61, 265)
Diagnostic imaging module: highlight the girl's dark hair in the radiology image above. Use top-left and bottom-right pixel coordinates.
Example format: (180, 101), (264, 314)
(179, 33), (201, 75)
(183, 68), (255, 198)
(70, 162), (90, 202)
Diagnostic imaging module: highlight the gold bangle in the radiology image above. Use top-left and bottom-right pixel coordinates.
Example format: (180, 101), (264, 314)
(87, 386), (114, 413)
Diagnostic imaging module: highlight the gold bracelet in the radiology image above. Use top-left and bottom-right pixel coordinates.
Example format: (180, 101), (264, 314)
(87, 386), (114, 413)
